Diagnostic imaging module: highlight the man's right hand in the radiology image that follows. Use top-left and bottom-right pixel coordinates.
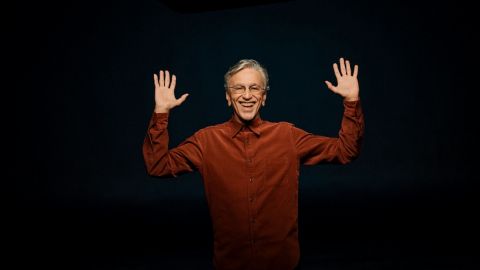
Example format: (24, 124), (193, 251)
(153, 70), (189, 113)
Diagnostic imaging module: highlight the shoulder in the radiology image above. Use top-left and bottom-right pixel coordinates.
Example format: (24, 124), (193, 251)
(259, 120), (296, 136)
(262, 119), (295, 128)
(191, 121), (231, 137)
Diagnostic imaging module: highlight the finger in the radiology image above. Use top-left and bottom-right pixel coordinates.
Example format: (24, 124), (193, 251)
(165, 70), (171, 88)
(333, 63), (341, 80)
(170, 74), (176, 90)
(340, 58), (346, 76)
(177, 93), (189, 105)
(325, 81), (337, 93)
(159, 70), (164, 87)
(353, 65), (358, 77)
(346, 59), (351, 76)
(153, 74), (159, 89)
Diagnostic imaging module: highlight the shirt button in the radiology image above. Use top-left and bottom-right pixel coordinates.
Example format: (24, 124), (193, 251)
(247, 158), (252, 163)
(249, 177), (253, 183)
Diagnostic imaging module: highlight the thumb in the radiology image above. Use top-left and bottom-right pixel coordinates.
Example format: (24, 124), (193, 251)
(325, 81), (337, 93)
(177, 93), (189, 105)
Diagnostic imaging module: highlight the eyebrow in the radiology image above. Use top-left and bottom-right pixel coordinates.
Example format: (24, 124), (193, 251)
(231, 83), (262, 87)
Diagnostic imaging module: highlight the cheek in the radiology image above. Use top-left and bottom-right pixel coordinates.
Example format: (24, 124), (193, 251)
(260, 96), (266, 105)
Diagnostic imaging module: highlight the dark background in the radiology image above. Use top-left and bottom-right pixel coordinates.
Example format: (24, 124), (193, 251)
(12, 0), (478, 269)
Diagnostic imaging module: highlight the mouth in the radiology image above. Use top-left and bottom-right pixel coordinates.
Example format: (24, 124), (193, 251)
(239, 101), (256, 108)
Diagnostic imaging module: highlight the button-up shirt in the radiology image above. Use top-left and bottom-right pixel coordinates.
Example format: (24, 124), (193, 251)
(142, 99), (365, 270)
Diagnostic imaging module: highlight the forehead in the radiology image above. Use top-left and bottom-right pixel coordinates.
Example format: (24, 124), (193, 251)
(229, 68), (264, 85)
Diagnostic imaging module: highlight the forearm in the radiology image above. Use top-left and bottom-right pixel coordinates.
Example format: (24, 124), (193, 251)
(336, 99), (365, 163)
(142, 111), (203, 178)
(142, 112), (175, 178)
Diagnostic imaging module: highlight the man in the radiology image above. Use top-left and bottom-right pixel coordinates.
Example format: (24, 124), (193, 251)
(142, 58), (364, 270)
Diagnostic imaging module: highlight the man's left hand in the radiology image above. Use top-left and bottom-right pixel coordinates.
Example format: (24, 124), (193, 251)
(325, 57), (359, 101)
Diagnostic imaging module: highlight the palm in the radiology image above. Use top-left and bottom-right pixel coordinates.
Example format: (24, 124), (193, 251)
(325, 58), (359, 101)
(153, 70), (189, 111)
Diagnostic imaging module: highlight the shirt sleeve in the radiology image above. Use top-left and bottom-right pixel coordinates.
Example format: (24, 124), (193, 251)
(290, 99), (365, 165)
(142, 112), (203, 178)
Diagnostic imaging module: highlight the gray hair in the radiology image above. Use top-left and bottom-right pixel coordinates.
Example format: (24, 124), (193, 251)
(224, 59), (270, 91)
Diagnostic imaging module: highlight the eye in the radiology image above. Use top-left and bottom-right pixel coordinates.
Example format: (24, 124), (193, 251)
(250, 86), (260, 91)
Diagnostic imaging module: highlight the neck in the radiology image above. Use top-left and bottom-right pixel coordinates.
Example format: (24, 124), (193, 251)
(233, 112), (260, 126)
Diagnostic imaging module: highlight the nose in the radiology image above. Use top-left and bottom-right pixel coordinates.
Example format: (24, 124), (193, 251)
(242, 89), (253, 99)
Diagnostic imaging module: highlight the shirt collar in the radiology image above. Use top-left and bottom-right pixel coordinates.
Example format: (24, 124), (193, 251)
(228, 113), (263, 138)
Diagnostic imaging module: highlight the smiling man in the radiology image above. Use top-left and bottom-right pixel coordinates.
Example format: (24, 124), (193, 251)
(224, 64), (268, 123)
(142, 58), (365, 270)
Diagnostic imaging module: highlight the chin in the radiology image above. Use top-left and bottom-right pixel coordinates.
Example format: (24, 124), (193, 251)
(237, 110), (258, 122)
(239, 114), (254, 121)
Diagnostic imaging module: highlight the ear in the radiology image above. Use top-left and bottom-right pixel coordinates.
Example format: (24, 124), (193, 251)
(226, 91), (232, 106)
(262, 93), (267, 106)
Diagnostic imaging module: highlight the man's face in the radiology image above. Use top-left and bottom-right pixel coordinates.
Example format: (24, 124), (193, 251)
(225, 68), (267, 122)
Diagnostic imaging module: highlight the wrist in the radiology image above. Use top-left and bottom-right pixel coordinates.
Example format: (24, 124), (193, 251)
(344, 96), (359, 102)
(154, 106), (170, 113)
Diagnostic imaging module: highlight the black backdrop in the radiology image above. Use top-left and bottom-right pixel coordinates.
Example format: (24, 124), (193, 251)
(12, 0), (478, 269)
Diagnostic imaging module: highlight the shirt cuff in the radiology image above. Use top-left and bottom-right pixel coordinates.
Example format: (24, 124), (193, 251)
(343, 98), (362, 117)
(153, 111), (169, 120)
(149, 111), (169, 129)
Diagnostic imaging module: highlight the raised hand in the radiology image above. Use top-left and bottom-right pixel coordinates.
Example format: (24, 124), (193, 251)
(153, 70), (189, 113)
(325, 58), (359, 101)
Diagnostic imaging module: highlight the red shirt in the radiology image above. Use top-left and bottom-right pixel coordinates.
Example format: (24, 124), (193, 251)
(142, 99), (365, 270)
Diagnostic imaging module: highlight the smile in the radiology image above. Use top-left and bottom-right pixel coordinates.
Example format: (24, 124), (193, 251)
(239, 101), (256, 108)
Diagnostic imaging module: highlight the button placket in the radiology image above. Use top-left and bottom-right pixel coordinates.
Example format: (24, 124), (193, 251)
(244, 132), (257, 249)
(245, 134), (253, 166)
